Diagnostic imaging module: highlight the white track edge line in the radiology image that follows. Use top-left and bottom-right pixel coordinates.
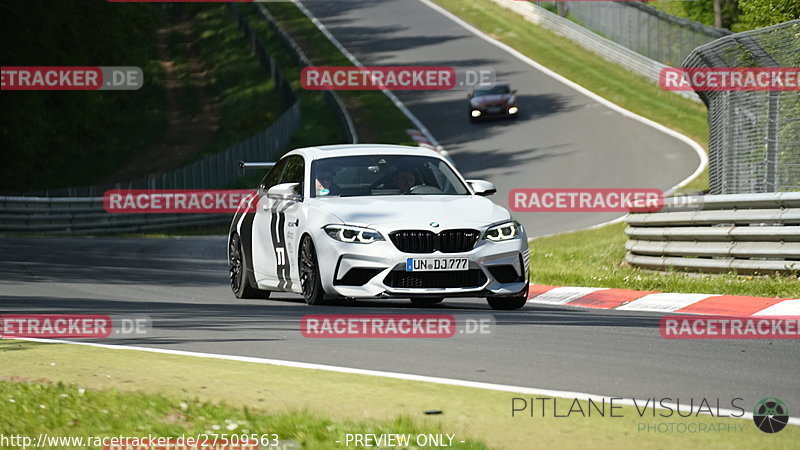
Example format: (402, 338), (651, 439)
(10, 337), (798, 425)
(293, 0), (440, 147)
(418, 0), (708, 190)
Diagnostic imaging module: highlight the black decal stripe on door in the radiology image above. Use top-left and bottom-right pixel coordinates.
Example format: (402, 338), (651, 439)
(240, 210), (257, 288)
(276, 202), (293, 291)
(269, 202), (283, 290)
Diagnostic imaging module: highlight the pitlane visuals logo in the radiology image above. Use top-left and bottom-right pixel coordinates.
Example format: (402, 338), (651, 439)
(753, 398), (789, 434)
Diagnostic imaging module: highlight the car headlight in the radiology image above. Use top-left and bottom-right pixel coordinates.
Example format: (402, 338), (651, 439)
(471, 110), (482, 118)
(324, 225), (384, 244)
(484, 221), (520, 241)
(508, 106), (519, 114)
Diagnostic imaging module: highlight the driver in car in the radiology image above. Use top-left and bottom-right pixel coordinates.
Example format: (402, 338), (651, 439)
(393, 170), (417, 193)
(315, 168), (340, 196)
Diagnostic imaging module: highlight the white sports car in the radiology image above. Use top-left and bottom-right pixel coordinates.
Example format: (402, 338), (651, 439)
(228, 144), (529, 310)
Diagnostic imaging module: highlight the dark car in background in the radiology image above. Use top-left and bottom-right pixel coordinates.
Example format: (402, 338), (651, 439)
(468, 83), (519, 122)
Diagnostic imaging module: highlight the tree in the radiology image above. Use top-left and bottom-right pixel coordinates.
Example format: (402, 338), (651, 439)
(679, 0), (740, 30)
(738, 0), (800, 29)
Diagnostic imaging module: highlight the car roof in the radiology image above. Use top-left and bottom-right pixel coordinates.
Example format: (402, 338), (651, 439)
(472, 83), (510, 92)
(285, 144), (446, 161)
(475, 82), (510, 88)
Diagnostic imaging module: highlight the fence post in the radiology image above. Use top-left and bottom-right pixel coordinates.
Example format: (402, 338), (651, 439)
(765, 92), (781, 192)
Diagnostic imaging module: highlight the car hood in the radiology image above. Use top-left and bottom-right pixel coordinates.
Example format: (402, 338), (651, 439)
(309, 195), (510, 229)
(471, 94), (513, 107)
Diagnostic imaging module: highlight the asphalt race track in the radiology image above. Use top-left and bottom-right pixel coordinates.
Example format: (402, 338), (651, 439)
(301, 0), (701, 236)
(2, 236), (798, 410)
(2, 0), (796, 419)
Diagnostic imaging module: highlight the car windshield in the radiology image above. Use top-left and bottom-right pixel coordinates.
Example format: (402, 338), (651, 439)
(311, 154), (470, 198)
(473, 85), (510, 97)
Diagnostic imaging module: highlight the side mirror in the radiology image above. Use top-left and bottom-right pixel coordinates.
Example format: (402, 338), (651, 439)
(511, 89), (517, 95)
(467, 93), (473, 99)
(467, 179), (497, 197)
(267, 182), (302, 202)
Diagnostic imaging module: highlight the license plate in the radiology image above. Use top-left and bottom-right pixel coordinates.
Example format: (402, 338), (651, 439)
(406, 257), (469, 272)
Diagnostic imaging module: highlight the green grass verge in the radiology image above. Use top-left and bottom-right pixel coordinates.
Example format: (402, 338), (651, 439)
(182, 5), (290, 160)
(234, 4), (347, 150)
(0, 3), (166, 193)
(529, 222), (800, 297)
(2, 340), (798, 449)
(0, 382), (483, 450)
(253, 3), (416, 145)
(225, 3), (419, 190)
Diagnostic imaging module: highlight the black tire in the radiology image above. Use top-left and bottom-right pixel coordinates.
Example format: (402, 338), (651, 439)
(229, 233), (270, 299)
(299, 235), (326, 305)
(410, 297), (444, 306)
(486, 283), (528, 310)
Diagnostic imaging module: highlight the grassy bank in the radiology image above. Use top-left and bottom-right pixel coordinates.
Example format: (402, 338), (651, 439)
(0, 3), (293, 193)
(228, 2), (419, 190)
(0, 381), (484, 449)
(3, 340), (796, 449)
(252, 3), (416, 145)
(0, 0), (166, 193)
(171, 5), (291, 161)
(236, 4), (347, 150)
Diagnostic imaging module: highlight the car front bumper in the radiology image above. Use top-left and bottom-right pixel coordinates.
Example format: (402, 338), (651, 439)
(471, 105), (518, 119)
(313, 232), (530, 299)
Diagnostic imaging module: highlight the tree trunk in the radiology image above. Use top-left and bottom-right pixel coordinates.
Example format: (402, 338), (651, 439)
(713, 0), (722, 28)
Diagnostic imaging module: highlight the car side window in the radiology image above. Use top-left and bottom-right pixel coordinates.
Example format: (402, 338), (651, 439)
(259, 158), (288, 192)
(277, 155), (305, 187)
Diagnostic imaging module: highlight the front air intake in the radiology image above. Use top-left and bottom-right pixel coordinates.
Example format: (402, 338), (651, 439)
(389, 229), (479, 253)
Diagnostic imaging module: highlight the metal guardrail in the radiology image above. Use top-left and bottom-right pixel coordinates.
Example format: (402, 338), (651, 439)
(0, 6), (310, 234)
(0, 196), (228, 234)
(547, 1), (730, 66)
(491, 0), (701, 103)
(625, 193), (800, 273)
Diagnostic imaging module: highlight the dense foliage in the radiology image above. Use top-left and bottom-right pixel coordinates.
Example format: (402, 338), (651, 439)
(0, 0), (163, 192)
(737, 0), (800, 28)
